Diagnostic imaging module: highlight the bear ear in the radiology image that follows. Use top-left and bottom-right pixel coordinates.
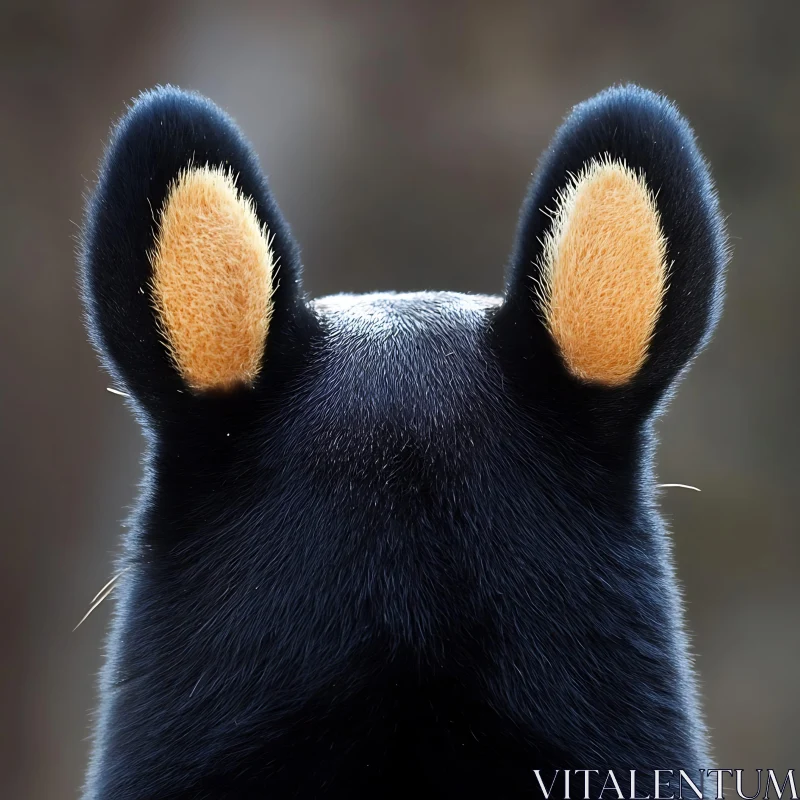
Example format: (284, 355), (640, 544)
(81, 86), (311, 413)
(495, 85), (728, 409)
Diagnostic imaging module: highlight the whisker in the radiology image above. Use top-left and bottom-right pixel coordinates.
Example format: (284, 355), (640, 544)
(657, 483), (701, 492)
(74, 581), (119, 631)
(90, 569), (129, 604)
(106, 387), (129, 398)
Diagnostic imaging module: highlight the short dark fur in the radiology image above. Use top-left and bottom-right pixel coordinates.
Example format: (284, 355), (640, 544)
(80, 85), (728, 799)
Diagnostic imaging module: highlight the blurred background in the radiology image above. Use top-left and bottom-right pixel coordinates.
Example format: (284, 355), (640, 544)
(1, 1), (798, 796)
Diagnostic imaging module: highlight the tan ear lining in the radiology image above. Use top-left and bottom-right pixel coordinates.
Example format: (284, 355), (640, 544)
(536, 156), (669, 387)
(149, 165), (275, 391)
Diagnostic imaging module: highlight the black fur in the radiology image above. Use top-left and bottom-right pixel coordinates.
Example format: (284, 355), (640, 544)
(80, 85), (728, 799)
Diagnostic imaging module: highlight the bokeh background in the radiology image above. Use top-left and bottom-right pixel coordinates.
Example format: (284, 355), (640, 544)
(2, 1), (798, 797)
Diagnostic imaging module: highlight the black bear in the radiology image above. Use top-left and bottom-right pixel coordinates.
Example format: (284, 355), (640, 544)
(80, 84), (727, 799)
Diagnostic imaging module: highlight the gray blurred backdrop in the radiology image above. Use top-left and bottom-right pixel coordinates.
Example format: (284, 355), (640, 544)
(1, 1), (798, 797)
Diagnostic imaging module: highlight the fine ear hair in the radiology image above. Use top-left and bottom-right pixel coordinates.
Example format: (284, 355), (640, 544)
(495, 85), (728, 412)
(80, 86), (311, 415)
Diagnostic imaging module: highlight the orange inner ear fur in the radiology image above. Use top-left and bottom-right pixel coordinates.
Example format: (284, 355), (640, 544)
(150, 165), (275, 391)
(537, 157), (668, 386)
